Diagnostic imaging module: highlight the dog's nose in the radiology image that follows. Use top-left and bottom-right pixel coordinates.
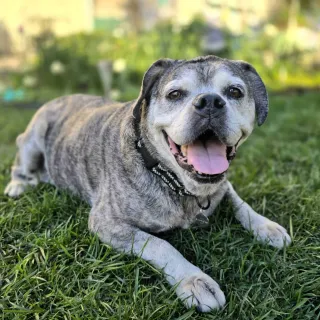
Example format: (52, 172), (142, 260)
(193, 94), (226, 113)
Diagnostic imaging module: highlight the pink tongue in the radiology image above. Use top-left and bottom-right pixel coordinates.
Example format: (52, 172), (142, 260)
(187, 140), (229, 174)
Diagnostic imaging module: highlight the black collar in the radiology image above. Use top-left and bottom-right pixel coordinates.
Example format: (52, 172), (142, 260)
(135, 138), (211, 210)
(136, 138), (193, 197)
(133, 103), (210, 211)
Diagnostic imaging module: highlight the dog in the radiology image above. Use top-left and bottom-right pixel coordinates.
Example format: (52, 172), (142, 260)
(5, 56), (291, 312)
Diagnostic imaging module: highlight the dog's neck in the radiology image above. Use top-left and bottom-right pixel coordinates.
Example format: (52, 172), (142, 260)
(133, 101), (211, 210)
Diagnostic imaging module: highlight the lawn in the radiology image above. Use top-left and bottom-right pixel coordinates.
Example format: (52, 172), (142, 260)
(0, 93), (319, 320)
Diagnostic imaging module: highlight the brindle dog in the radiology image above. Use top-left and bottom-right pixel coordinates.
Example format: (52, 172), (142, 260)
(5, 56), (291, 312)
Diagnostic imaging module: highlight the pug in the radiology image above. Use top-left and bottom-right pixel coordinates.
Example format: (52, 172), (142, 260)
(5, 56), (291, 312)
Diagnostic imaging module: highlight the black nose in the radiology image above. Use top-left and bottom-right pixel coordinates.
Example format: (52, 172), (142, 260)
(193, 94), (226, 112)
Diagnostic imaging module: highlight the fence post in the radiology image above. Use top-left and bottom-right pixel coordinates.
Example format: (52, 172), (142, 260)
(97, 60), (113, 99)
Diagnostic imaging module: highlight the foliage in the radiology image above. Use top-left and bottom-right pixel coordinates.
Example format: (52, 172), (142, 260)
(7, 15), (320, 102)
(227, 27), (320, 90)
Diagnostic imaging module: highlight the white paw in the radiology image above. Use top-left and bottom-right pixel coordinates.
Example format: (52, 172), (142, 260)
(176, 272), (226, 312)
(4, 181), (28, 197)
(252, 220), (291, 249)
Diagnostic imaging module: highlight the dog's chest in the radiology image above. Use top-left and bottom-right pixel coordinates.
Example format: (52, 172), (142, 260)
(136, 196), (215, 233)
(139, 181), (229, 233)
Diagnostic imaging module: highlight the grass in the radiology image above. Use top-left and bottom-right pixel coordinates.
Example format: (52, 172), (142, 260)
(0, 93), (319, 320)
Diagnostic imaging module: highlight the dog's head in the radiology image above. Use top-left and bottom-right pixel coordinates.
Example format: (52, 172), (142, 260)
(133, 56), (268, 194)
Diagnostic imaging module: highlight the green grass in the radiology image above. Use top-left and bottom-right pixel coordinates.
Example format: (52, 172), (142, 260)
(0, 94), (319, 320)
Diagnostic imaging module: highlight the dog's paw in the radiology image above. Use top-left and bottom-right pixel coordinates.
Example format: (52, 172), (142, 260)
(4, 181), (27, 197)
(252, 220), (291, 249)
(176, 272), (226, 312)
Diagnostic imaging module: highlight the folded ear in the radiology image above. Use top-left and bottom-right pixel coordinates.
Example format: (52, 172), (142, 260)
(133, 58), (178, 120)
(235, 61), (269, 126)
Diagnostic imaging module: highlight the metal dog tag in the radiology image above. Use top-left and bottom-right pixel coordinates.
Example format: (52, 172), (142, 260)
(194, 211), (209, 227)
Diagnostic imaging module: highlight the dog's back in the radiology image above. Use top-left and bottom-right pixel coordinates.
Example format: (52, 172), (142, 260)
(5, 94), (126, 201)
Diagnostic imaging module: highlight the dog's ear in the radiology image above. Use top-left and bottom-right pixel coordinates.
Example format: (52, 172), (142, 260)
(133, 58), (177, 120)
(235, 61), (269, 126)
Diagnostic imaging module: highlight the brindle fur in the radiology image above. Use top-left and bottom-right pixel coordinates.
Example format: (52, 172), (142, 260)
(5, 56), (291, 312)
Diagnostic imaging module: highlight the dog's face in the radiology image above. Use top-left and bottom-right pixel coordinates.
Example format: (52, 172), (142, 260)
(134, 56), (268, 193)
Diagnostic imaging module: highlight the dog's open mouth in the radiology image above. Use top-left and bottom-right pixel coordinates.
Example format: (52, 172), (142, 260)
(163, 130), (236, 179)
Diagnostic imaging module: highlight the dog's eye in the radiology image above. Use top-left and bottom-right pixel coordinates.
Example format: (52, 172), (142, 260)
(228, 87), (243, 99)
(167, 90), (182, 100)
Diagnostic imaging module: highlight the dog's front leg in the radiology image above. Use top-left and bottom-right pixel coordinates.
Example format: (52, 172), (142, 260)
(89, 209), (226, 312)
(226, 181), (291, 248)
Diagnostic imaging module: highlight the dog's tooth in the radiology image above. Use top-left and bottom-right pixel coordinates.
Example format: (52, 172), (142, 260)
(181, 145), (188, 156)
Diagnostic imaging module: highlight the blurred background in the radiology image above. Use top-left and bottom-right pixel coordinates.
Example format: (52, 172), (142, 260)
(0, 0), (320, 104)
